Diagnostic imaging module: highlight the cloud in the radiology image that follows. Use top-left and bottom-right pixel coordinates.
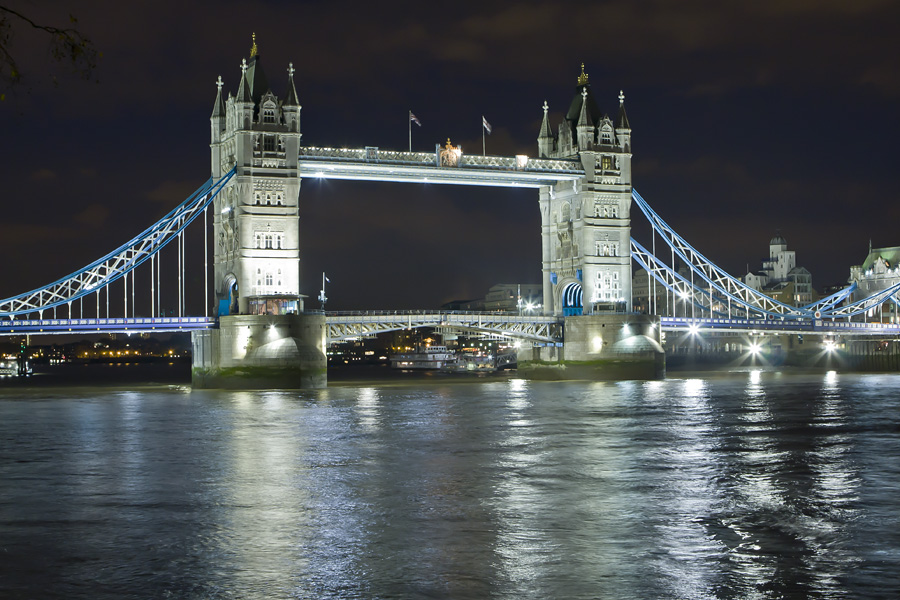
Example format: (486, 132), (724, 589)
(144, 180), (201, 208)
(74, 203), (110, 228)
(30, 168), (57, 180)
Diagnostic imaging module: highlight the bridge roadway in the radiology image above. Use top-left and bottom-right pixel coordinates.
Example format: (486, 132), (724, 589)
(296, 146), (585, 187)
(2, 313), (899, 339)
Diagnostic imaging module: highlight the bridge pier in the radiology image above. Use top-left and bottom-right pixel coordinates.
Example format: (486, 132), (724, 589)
(517, 314), (665, 380)
(191, 314), (327, 389)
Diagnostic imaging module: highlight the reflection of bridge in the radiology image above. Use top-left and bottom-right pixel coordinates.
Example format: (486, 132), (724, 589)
(2, 43), (899, 385)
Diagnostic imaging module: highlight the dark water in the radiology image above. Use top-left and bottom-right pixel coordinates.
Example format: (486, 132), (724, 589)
(1, 371), (899, 599)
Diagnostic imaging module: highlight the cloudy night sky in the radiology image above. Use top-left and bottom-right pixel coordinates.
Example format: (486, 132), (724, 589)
(2, 0), (899, 312)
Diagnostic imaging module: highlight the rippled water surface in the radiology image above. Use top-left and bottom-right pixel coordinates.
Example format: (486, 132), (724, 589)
(2, 371), (900, 599)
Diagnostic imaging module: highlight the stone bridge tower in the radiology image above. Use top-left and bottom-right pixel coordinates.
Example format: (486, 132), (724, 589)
(195, 37), (325, 390)
(536, 64), (632, 316)
(209, 36), (303, 316)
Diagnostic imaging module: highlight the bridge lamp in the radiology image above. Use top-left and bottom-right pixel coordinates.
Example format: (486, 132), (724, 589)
(688, 323), (700, 335)
(749, 342), (762, 355)
(591, 336), (603, 352)
(314, 171), (325, 178)
(824, 339), (837, 353)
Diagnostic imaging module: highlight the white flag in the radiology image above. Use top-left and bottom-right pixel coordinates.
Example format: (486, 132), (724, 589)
(482, 116), (492, 134)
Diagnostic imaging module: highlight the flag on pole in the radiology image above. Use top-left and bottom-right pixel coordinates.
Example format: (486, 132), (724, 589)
(482, 115), (492, 134)
(409, 111), (422, 126)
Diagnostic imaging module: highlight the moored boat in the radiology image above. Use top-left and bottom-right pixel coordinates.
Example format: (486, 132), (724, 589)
(390, 345), (456, 370)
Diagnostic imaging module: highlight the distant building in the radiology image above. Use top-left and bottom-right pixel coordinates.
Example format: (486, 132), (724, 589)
(632, 268), (674, 315)
(848, 245), (900, 321)
(442, 284), (543, 313)
(743, 236), (815, 307)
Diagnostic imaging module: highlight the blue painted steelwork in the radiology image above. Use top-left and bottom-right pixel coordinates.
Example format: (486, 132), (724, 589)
(0, 168), (236, 317)
(631, 188), (897, 320)
(0, 316), (216, 336)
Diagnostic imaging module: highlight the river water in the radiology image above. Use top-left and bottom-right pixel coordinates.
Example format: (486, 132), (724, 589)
(1, 370), (899, 599)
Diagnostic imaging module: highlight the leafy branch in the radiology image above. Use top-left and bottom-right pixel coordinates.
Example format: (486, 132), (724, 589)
(0, 5), (100, 100)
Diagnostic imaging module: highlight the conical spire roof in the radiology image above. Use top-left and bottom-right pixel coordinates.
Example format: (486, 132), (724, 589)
(284, 62), (300, 107)
(245, 54), (270, 104)
(538, 100), (552, 138)
(616, 90), (631, 130)
(577, 87), (592, 128)
(236, 58), (253, 103)
(211, 75), (226, 118)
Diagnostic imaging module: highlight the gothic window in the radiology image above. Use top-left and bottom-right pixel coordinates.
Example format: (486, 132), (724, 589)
(264, 234), (273, 249)
(275, 234), (283, 249)
(264, 136), (275, 152)
(560, 203), (571, 223)
(265, 272), (273, 286)
(254, 191), (262, 205)
(601, 156), (613, 170)
(254, 233), (262, 248)
(275, 192), (283, 206)
(277, 269), (282, 287)
(610, 205), (619, 218)
(601, 131), (612, 145)
(277, 136), (285, 152)
(263, 107), (276, 124)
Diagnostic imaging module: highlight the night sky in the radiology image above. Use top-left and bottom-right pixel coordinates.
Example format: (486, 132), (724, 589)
(3, 0), (899, 312)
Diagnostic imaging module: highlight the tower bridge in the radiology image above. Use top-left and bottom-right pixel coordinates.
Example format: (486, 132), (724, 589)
(3, 40), (899, 386)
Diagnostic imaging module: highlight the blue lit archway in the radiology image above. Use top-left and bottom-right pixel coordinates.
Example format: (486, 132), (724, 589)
(562, 282), (583, 316)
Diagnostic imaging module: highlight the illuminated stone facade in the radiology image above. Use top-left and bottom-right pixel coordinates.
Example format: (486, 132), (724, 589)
(209, 43), (303, 315)
(537, 65), (633, 316)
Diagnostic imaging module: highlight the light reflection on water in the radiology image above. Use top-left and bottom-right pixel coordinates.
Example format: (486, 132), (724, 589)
(1, 372), (899, 598)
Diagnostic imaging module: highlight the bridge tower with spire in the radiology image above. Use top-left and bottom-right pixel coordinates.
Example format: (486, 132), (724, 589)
(537, 64), (632, 317)
(194, 35), (326, 389)
(210, 34), (303, 315)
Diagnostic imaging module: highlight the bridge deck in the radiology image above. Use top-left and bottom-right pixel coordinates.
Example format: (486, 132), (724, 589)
(2, 313), (897, 338)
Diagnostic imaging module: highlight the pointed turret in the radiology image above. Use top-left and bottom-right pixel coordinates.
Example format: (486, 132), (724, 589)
(211, 75), (226, 120)
(283, 62), (301, 133)
(615, 90), (630, 130)
(236, 58), (253, 104)
(210, 75), (226, 175)
(615, 90), (631, 151)
(537, 100), (554, 158)
(211, 75), (226, 142)
(576, 87), (594, 150)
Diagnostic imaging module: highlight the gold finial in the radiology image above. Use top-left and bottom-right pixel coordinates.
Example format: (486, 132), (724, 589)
(577, 62), (589, 86)
(250, 32), (258, 57)
(445, 138), (453, 148)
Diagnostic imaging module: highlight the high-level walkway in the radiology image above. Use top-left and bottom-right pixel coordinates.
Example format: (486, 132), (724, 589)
(297, 146), (584, 187)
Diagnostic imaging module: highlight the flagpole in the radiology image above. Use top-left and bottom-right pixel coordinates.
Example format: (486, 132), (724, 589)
(483, 125), (485, 156)
(409, 110), (412, 152)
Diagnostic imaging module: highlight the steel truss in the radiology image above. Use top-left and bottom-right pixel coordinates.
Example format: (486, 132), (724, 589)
(630, 189), (897, 320)
(325, 311), (562, 344)
(0, 168), (235, 317)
